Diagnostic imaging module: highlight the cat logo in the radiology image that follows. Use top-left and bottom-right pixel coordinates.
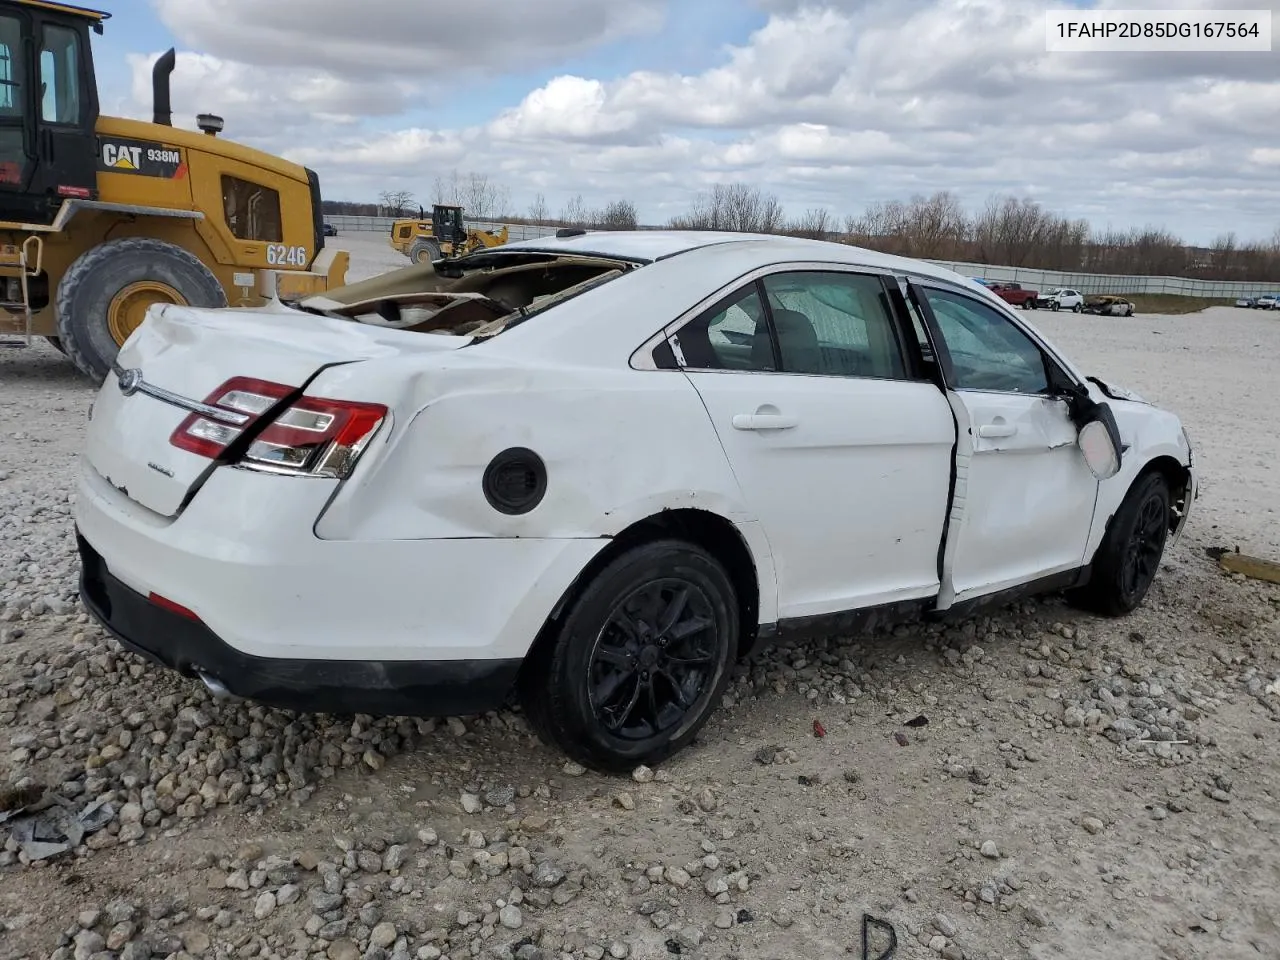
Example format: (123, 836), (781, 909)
(97, 136), (184, 179)
(102, 142), (141, 170)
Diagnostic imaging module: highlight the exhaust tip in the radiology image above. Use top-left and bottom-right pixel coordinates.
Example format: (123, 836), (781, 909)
(197, 671), (238, 701)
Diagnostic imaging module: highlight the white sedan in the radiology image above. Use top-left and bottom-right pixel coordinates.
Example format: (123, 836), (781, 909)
(74, 230), (1197, 771)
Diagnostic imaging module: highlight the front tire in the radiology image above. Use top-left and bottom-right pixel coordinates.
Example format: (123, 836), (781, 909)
(1072, 471), (1171, 616)
(408, 237), (441, 264)
(55, 237), (226, 382)
(520, 540), (738, 772)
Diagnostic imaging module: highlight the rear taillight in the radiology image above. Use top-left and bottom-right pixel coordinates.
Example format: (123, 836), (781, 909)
(240, 395), (387, 478)
(169, 377), (387, 480)
(169, 377), (293, 458)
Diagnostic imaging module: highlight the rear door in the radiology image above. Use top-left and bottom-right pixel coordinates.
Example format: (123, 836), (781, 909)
(904, 279), (1098, 605)
(674, 265), (956, 619)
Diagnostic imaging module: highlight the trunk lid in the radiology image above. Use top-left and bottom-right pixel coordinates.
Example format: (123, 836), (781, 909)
(84, 302), (469, 518)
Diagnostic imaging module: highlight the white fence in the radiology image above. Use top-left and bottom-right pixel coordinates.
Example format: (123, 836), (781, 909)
(922, 258), (1278, 299)
(325, 214), (557, 243)
(322, 215), (1279, 299)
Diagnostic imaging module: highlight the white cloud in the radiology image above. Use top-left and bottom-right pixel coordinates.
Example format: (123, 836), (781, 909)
(488, 77), (640, 142)
(120, 0), (1280, 242)
(151, 0), (666, 80)
(125, 51), (408, 142)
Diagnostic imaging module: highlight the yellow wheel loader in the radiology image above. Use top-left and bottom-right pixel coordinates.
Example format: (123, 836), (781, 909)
(0, 0), (349, 381)
(389, 203), (509, 264)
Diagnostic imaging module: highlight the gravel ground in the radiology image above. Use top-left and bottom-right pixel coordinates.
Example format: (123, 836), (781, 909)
(2, 236), (1278, 960)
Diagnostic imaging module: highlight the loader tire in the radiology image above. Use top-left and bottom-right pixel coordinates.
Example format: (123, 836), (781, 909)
(55, 237), (227, 383)
(408, 237), (441, 265)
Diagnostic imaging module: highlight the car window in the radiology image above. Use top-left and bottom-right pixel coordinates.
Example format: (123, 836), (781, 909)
(921, 287), (1049, 394)
(674, 284), (772, 371)
(759, 271), (908, 380)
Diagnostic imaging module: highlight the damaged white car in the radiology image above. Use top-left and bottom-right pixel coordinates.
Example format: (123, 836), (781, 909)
(73, 230), (1197, 771)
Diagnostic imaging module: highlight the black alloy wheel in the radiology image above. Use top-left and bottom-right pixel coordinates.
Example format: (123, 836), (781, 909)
(1071, 471), (1171, 616)
(1120, 490), (1168, 603)
(520, 540), (737, 771)
(588, 578), (720, 741)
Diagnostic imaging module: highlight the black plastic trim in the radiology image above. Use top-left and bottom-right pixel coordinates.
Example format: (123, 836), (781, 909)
(305, 166), (325, 257)
(76, 532), (521, 718)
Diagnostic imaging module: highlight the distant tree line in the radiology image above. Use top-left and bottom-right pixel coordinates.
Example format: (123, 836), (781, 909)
(322, 174), (1280, 282)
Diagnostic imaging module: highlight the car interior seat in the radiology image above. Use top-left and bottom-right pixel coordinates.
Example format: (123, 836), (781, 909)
(752, 307), (821, 373)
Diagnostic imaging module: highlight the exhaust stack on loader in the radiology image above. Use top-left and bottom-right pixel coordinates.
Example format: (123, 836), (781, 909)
(0, 0), (349, 381)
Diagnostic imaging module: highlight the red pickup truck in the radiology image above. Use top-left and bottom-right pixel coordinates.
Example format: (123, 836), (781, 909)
(985, 280), (1040, 309)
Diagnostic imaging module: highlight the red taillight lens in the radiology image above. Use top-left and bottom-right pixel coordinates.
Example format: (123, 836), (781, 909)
(240, 396), (387, 478)
(169, 377), (294, 458)
(168, 378), (387, 480)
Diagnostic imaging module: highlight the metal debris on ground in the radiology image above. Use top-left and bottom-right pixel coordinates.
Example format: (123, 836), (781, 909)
(1, 788), (116, 862)
(1217, 550), (1280, 585)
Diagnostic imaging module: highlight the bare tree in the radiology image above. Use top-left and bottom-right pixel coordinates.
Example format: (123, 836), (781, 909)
(432, 170), (463, 207)
(788, 207), (832, 240)
(596, 199), (638, 230)
(528, 192), (549, 224)
(378, 189), (415, 217)
(427, 170), (509, 219)
(841, 189), (1280, 279)
(560, 194), (590, 226)
(669, 183), (784, 234)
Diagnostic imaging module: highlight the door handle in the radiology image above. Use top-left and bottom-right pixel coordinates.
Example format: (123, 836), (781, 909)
(732, 412), (798, 431)
(978, 420), (1017, 438)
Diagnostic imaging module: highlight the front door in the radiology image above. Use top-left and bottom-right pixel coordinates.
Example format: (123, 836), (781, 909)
(676, 267), (957, 619)
(907, 280), (1099, 605)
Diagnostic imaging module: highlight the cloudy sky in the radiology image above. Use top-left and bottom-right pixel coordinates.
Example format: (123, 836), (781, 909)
(94, 0), (1279, 244)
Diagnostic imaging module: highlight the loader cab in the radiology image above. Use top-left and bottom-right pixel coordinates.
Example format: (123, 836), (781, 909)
(431, 204), (466, 246)
(0, 0), (103, 226)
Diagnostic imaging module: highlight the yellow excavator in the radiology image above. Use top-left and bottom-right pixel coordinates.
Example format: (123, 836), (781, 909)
(0, 0), (348, 381)
(389, 203), (509, 264)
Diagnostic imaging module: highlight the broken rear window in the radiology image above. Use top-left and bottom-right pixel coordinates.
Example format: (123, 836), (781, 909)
(307, 256), (632, 339)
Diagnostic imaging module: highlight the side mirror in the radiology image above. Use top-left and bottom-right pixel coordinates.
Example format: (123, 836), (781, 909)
(1078, 402), (1123, 479)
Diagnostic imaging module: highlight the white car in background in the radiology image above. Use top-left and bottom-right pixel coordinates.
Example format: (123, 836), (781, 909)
(1037, 288), (1085, 312)
(73, 230), (1197, 771)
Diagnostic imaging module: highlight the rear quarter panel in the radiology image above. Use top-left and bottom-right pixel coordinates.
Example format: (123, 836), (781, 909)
(308, 356), (760, 542)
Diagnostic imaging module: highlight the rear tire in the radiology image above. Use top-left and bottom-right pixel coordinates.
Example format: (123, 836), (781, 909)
(55, 237), (227, 382)
(1071, 471), (1171, 616)
(408, 237), (441, 264)
(520, 539), (738, 772)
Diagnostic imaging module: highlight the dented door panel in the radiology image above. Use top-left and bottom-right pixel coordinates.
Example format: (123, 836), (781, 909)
(904, 278), (1100, 607)
(939, 389), (1098, 605)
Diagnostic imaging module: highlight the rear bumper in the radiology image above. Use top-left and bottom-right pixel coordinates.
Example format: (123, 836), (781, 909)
(77, 532), (521, 717)
(73, 457), (607, 663)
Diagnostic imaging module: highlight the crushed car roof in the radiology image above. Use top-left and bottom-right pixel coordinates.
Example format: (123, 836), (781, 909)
(479, 230), (984, 290)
